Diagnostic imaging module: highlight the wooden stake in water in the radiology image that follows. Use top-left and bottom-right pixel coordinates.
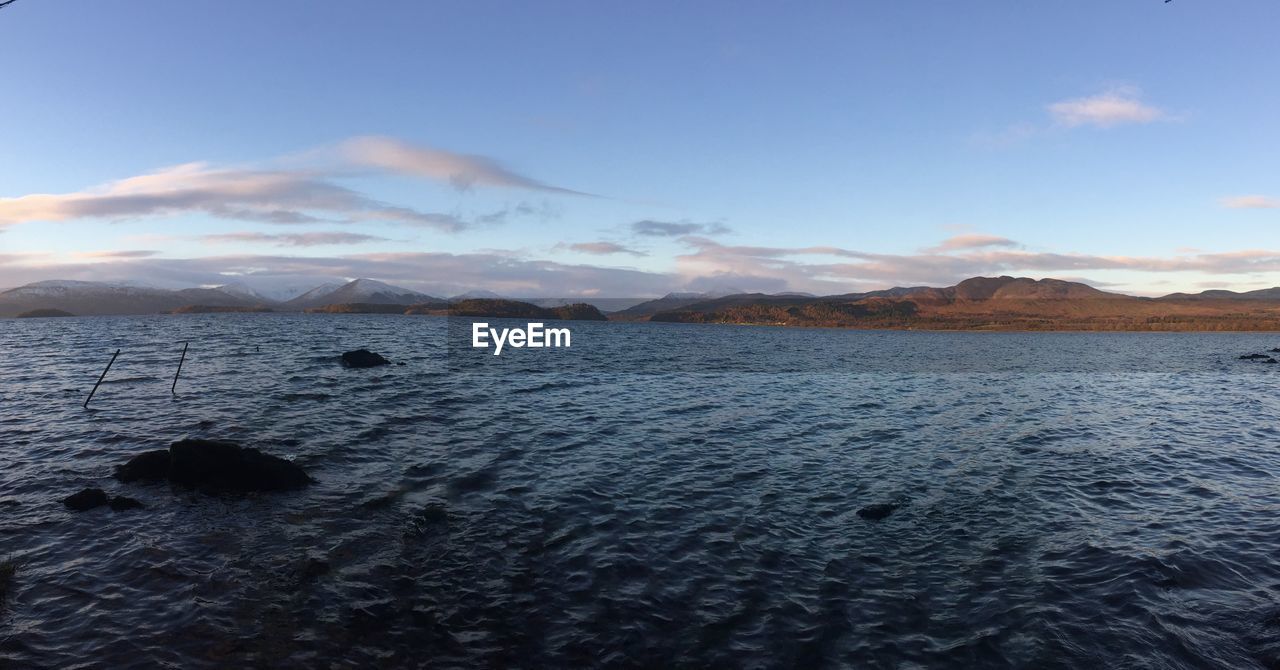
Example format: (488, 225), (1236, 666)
(84, 349), (120, 409)
(172, 341), (188, 395)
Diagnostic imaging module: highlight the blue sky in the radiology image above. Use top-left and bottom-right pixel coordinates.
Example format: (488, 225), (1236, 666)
(1, 1), (1278, 297)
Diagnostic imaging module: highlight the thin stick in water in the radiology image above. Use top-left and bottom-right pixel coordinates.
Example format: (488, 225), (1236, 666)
(84, 349), (120, 409)
(172, 341), (188, 395)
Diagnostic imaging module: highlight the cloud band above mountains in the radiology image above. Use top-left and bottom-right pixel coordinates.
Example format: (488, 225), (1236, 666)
(9, 233), (1280, 298)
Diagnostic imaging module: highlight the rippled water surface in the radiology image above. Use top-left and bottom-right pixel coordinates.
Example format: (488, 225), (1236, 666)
(3, 314), (1280, 668)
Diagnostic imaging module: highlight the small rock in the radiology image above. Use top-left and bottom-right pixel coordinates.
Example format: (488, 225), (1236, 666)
(1270, 348), (1280, 353)
(63, 488), (109, 512)
(341, 349), (390, 368)
(857, 503), (898, 521)
(108, 496), (145, 511)
(1240, 353), (1271, 360)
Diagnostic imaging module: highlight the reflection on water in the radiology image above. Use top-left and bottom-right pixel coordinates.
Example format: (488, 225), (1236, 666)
(2, 314), (1280, 667)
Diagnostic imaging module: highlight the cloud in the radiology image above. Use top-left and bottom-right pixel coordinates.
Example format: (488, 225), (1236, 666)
(70, 250), (161, 259)
(1048, 88), (1165, 128)
(339, 136), (594, 196)
(1221, 195), (1280, 209)
(0, 162), (469, 231)
(11, 230), (1280, 299)
(631, 219), (731, 237)
(674, 236), (1280, 294)
(924, 234), (1018, 253)
(0, 252), (677, 298)
(557, 241), (647, 257)
(202, 232), (389, 247)
(0, 139), (590, 231)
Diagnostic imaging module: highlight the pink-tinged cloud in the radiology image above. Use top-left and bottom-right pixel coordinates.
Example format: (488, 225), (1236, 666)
(0, 162), (468, 231)
(340, 136), (595, 196)
(1048, 88), (1165, 128)
(559, 241), (646, 257)
(924, 234), (1018, 253)
(1221, 195), (1280, 209)
(8, 236), (1280, 298)
(674, 236), (1280, 293)
(202, 231), (390, 247)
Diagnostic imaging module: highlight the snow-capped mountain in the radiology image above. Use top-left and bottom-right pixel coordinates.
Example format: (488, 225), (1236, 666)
(282, 278), (442, 310)
(214, 281), (275, 303)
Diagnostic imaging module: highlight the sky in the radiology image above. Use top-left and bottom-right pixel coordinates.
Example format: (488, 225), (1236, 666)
(1, 0), (1278, 298)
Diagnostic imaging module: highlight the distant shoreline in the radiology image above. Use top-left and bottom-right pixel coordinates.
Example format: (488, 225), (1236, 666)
(10, 309), (1280, 334)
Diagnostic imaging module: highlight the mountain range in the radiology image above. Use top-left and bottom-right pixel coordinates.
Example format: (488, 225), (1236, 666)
(8, 276), (1280, 330)
(631, 276), (1280, 330)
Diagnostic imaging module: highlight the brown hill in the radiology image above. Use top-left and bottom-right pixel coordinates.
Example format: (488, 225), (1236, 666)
(644, 276), (1280, 331)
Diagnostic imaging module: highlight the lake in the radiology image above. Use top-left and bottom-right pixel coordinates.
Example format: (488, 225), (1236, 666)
(2, 314), (1280, 667)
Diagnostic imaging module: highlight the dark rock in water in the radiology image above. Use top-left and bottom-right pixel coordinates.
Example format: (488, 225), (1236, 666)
(114, 439), (312, 494)
(396, 361), (406, 366)
(114, 449), (172, 483)
(108, 496), (145, 511)
(1270, 348), (1280, 353)
(341, 349), (390, 368)
(298, 557), (330, 585)
(1239, 353), (1270, 360)
(1267, 358), (1278, 364)
(857, 503), (898, 521)
(167, 439), (312, 492)
(63, 488), (109, 511)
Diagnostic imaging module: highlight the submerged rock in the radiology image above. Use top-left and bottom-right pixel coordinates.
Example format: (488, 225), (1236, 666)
(63, 488), (109, 511)
(108, 496), (145, 511)
(1239, 353), (1271, 360)
(341, 349), (390, 368)
(115, 439), (312, 493)
(857, 503), (898, 521)
(297, 557), (331, 586)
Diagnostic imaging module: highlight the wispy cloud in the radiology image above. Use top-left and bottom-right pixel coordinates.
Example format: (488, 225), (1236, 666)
(923, 234), (1018, 253)
(0, 138), (587, 231)
(0, 162), (468, 231)
(202, 232), (390, 247)
(1221, 195), (1280, 209)
(1048, 88), (1165, 128)
(674, 236), (1280, 293)
(339, 136), (594, 196)
(70, 250), (161, 259)
(631, 219), (731, 237)
(0, 252), (676, 298)
(557, 241), (647, 257)
(8, 234), (1280, 298)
